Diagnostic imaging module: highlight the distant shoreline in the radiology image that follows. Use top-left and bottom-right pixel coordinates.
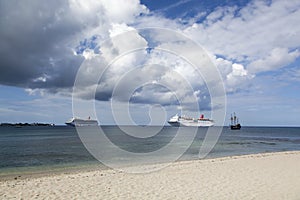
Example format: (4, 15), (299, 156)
(0, 123), (55, 127)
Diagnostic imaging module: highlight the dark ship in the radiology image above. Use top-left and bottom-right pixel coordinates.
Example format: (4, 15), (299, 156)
(230, 112), (241, 130)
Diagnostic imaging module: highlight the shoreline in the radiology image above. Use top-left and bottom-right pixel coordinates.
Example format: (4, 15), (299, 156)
(1, 151), (300, 199)
(0, 162), (105, 181)
(1, 150), (299, 181)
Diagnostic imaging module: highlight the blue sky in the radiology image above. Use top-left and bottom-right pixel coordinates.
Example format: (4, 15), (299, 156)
(0, 0), (300, 126)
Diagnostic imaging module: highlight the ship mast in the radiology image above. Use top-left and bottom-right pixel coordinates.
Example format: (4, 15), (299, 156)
(233, 112), (237, 125)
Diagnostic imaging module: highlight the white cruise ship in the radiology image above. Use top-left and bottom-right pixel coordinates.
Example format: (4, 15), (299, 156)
(168, 114), (214, 127)
(65, 117), (98, 127)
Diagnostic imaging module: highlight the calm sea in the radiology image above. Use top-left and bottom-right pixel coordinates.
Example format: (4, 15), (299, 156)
(0, 126), (300, 173)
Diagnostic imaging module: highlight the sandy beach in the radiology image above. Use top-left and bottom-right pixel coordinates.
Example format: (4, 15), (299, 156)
(1, 151), (299, 200)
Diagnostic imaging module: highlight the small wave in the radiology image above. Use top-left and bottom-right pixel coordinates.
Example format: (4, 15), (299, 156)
(256, 141), (276, 145)
(223, 142), (252, 145)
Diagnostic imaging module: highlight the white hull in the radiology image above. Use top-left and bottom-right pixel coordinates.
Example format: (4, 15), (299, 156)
(65, 117), (98, 127)
(168, 114), (214, 127)
(178, 120), (214, 127)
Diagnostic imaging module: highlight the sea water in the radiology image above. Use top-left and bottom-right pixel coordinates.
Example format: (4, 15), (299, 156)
(0, 126), (300, 173)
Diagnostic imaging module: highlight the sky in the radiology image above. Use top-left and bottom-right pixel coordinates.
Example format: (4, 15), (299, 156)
(0, 0), (300, 126)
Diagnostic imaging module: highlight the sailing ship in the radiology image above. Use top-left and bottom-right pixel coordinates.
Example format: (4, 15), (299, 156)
(230, 112), (241, 130)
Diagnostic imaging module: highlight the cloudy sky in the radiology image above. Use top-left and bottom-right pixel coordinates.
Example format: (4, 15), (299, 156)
(0, 0), (299, 126)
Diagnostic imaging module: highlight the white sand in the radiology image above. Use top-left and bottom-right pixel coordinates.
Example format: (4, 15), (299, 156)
(1, 151), (300, 200)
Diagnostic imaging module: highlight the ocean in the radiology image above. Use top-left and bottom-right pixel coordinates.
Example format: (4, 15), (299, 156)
(0, 126), (300, 174)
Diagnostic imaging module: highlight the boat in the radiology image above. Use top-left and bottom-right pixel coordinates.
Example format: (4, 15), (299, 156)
(230, 113), (241, 130)
(168, 114), (214, 127)
(65, 117), (98, 127)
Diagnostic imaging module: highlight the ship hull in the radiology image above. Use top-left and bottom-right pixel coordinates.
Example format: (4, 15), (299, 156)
(230, 124), (241, 130)
(168, 121), (214, 127)
(168, 121), (180, 127)
(179, 122), (214, 127)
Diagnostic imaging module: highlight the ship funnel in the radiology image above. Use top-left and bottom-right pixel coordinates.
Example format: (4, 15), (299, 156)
(200, 114), (204, 119)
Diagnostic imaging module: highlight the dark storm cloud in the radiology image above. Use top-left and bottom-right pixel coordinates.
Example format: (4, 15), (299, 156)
(0, 0), (95, 89)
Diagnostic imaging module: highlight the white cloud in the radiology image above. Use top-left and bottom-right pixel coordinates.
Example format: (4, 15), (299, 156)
(178, 0), (300, 95)
(226, 63), (252, 92)
(248, 48), (300, 73)
(230, 63), (248, 77)
(184, 0), (300, 65)
(82, 49), (98, 60)
(100, 0), (148, 23)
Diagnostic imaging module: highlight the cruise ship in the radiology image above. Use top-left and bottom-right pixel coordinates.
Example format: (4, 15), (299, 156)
(168, 114), (214, 127)
(65, 117), (98, 127)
